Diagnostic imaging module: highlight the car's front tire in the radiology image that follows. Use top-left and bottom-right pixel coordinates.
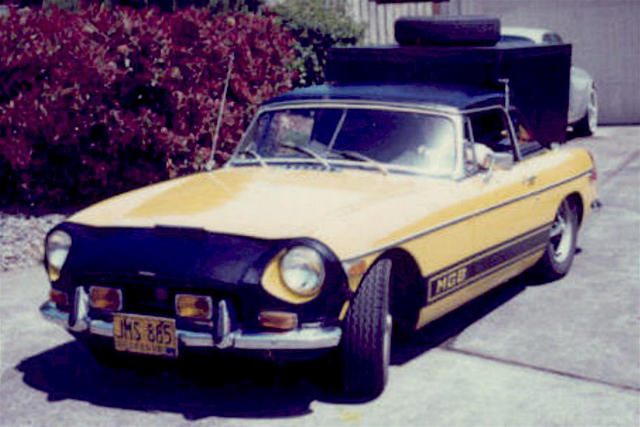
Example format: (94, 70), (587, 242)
(574, 84), (597, 136)
(341, 259), (392, 400)
(535, 200), (578, 281)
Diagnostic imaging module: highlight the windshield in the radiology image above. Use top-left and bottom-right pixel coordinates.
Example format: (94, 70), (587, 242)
(235, 107), (457, 175)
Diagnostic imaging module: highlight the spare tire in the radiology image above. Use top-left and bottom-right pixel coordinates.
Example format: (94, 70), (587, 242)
(395, 15), (501, 46)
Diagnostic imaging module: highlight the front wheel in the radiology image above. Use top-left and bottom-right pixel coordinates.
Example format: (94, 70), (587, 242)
(340, 259), (392, 400)
(534, 200), (578, 281)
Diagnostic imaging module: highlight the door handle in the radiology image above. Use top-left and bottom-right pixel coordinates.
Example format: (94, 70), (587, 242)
(522, 175), (537, 185)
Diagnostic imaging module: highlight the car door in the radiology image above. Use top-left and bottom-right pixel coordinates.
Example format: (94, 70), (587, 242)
(464, 107), (550, 294)
(508, 109), (574, 237)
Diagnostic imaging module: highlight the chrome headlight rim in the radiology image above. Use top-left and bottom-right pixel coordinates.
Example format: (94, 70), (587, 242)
(279, 245), (326, 297)
(46, 229), (72, 273)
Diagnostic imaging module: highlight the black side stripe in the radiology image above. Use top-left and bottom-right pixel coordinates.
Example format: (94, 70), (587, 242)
(425, 224), (551, 304)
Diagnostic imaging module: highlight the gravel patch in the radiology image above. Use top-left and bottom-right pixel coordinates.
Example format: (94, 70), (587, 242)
(1, 213), (67, 273)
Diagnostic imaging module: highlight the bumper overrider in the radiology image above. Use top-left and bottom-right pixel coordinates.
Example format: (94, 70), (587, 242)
(41, 224), (350, 353)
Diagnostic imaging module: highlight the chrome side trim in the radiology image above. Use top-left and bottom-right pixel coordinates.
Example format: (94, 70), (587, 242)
(342, 169), (592, 262)
(40, 302), (342, 350)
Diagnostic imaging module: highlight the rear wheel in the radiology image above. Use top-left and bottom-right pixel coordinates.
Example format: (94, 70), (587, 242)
(340, 259), (392, 400)
(574, 85), (597, 136)
(535, 200), (578, 280)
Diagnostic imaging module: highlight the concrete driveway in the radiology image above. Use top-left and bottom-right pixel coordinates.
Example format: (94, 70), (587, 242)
(1, 126), (638, 426)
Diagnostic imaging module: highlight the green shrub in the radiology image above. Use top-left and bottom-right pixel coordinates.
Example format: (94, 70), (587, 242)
(271, 0), (365, 86)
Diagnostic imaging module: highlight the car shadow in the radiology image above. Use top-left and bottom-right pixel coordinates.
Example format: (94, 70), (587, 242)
(17, 271), (546, 417)
(388, 246), (581, 366)
(16, 343), (319, 420)
(391, 273), (534, 366)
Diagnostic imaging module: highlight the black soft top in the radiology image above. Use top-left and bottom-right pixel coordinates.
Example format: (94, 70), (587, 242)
(264, 83), (505, 111)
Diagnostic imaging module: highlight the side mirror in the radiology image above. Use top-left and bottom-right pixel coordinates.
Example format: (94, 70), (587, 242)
(490, 152), (514, 170)
(482, 152), (514, 183)
(463, 140), (478, 175)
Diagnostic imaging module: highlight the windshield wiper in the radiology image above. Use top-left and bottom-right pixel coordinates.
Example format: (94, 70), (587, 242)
(329, 149), (388, 175)
(279, 142), (331, 170)
(236, 149), (267, 167)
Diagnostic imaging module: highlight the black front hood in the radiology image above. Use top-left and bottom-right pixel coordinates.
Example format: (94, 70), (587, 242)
(52, 223), (350, 327)
(59, 224), (275, 285)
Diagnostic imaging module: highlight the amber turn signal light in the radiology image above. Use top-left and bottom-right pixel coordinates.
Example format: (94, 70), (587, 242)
(48, 265), (61, 282)
(175, 294), (213, 320)
(50, 289), (69, 307)
(259, 311), (298, 330)
(89, 286), (123, 311)
(346, 260), (367, 277)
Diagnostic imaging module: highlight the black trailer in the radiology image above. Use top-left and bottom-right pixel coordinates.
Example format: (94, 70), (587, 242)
(325, 17), (571, 145)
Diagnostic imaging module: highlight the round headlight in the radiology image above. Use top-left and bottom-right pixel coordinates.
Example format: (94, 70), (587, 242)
(280, 246), (325, 296)
(46, 230), (72, 272)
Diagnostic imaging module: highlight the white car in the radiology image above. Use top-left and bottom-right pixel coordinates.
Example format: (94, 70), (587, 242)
(501, 27), (598, 136)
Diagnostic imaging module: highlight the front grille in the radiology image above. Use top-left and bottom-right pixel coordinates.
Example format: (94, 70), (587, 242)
(124, 282), (175, 316)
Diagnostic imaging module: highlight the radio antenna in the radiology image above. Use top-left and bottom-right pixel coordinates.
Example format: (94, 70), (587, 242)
(207, 53), (235, 171)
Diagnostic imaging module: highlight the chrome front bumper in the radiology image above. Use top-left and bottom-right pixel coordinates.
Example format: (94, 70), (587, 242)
(40, 287), (341, 351)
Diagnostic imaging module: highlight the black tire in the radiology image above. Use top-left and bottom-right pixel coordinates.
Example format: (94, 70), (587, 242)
(395, 15), (500, 46)
(340, 259), (392, 400)
(534, 200), (578, 281)
(573, 84), (598, 136)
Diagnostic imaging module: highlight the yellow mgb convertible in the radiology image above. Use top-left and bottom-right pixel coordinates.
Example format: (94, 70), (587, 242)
(40, 18), (598, 400)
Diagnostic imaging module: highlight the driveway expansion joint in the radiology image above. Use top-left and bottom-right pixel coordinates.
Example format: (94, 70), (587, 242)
(440, 345), (640, 393)
(600, 149), (640, 186)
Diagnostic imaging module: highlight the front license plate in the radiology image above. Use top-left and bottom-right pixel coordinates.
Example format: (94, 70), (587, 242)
(113, 313), (178, 358)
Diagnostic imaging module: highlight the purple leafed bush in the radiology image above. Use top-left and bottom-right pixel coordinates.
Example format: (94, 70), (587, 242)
(0, 5), (296, 208)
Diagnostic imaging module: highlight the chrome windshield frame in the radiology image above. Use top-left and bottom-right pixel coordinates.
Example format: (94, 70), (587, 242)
(227, 101), (466, 180)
